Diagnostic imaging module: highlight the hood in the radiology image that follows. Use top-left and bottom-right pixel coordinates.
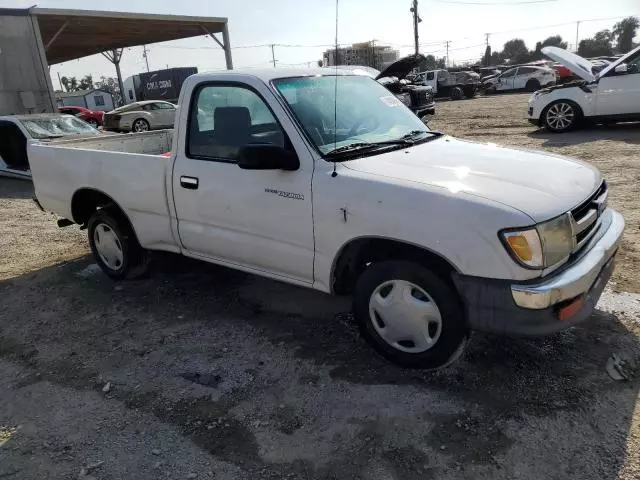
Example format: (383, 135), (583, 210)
(343, 136), (601, 222)
(542, 46), (596, 82)
(597, 44), (640, 78)
(376, 54), (425, 81)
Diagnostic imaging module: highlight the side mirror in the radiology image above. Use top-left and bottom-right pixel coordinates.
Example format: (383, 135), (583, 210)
(237, 144), (299, 171)
(615, 63), (628, 74)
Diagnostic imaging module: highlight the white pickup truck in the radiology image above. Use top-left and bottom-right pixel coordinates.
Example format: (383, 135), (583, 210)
(30, 68), (624, 369)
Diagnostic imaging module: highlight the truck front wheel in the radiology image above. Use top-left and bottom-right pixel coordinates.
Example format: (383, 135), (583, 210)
(353, 261), (469, 369)
(88, 209), (149, 280)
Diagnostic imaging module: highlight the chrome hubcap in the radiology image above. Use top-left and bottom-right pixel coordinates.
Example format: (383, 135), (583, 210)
(368, 280), (443, 353)
(133, 120), (148, 132)
(93, 223), (124, 271)
(546, 103), (574, 130)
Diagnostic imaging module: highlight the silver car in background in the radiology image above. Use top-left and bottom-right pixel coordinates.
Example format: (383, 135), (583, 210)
(103, 100), (176, 132)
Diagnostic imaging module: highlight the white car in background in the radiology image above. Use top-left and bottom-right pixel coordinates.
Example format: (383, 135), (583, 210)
(0, 114), (101, 179)
(528, 45), (640, 132)
(103, 100), (177, 133)
(483, 65), (557, 93)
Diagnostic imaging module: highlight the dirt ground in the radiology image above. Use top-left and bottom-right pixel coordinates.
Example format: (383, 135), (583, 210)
(1, 93), (640, 480)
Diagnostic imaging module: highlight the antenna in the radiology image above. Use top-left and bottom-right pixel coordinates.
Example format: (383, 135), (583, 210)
(332, 0), (339, 178)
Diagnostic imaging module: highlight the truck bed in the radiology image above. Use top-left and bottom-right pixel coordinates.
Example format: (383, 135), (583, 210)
(49, 129), (174, 155)
(28, 129), (178, 253)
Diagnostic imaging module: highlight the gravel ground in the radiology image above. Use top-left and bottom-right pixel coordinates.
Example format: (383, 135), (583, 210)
(1, 93), (640, 479)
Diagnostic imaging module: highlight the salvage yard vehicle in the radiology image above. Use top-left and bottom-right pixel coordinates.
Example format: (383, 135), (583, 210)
(58, 105), (105, 128)
(483, 65), (557, 93)
(29, 68), (624, 369)
(415, 69), (480, 100)
(339, 56), (435, 118)
(0, 113), (101, 180)
(529, 45), (640, 133)
(103, 100), (177, 132)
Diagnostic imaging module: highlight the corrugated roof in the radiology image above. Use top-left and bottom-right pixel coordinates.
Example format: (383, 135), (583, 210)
(1, 7), (228, 65)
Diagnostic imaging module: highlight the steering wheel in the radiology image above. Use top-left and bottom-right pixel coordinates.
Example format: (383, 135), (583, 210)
(347, 114), (381, 138)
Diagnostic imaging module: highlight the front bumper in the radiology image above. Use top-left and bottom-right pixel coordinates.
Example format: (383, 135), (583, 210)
(454, 209), (624, 336)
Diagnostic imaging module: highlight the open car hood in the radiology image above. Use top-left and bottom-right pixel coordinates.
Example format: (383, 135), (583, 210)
(597, 44), (640, 78)
(541, 47), (596, 82)
(375, 54), (425, 81)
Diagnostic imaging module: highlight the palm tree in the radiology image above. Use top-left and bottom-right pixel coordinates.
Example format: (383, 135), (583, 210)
(613, 17), (640, 53)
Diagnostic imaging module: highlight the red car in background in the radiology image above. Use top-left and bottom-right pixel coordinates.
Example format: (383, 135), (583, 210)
(57, 106), (104, 128)
(551, 63), (574, 82)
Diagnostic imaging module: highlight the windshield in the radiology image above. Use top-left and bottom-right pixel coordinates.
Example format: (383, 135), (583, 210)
(20, 116), (99, 139)
(273, 75), (431, 156)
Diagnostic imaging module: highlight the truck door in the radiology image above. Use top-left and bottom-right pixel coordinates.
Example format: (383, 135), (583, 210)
(424, 71), (437, 94)
(171, 82), (315, 284)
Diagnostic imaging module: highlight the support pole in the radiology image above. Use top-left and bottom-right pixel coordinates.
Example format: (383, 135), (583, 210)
(271, 44), (276, 68)
(222, 23), (233, 70)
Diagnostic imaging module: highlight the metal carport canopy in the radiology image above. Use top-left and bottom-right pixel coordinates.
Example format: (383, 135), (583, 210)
(30, 7), (232, 68)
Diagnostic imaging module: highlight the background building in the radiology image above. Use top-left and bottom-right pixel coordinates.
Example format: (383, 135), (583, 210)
(323, 41), (399, 70)
(56, 89), (115, 111)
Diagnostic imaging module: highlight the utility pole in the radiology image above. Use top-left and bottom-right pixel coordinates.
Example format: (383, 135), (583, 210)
(445, 40), (450, 68)
(142, 45), (150, 72)
(271, 44), (277, 68)
(410, 0), (420, 56)
(575, 21), (580, 53)
(57, 71), (64, 91)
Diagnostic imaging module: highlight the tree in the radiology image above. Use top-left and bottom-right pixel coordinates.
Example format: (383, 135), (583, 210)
(531, 35), (568, 60)
(502, 38), (530, 64)
(613, 16), (639, 53)
(60, 76), (79, 92)
(95, 76), (122, 107)
(78, 75), (93, 91)
(483, 44), (491, 66)
(490, 51), (504, 65)
(578, 29), (614, 57)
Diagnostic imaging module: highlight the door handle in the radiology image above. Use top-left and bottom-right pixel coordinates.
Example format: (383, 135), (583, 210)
(180, 176), (199, 190)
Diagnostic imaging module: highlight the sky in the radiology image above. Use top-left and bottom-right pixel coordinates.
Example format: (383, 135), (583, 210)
(2, 0), (638, 89)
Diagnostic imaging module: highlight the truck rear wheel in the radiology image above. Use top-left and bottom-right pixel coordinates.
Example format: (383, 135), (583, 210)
(463, 86), (477, 98)
(353, 261), (469, 369)
(88, 209), (149, 280)
(449, 87), (464, 101)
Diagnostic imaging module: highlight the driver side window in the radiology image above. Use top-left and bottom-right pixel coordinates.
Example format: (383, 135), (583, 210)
(188, 84), (285, 162)
(501, 69), (516, 78)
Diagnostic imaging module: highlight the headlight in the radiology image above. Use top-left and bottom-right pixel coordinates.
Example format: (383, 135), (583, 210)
(501, 213), (573, 269)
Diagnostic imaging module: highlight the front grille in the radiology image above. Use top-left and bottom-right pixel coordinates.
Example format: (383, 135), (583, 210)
(570, 181), (607, 253)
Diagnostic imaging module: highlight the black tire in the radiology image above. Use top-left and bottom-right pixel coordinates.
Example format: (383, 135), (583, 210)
(525, 79), (541, 92)
(353, 261), (469, 369)
(449, 87), (464, 101)
(87, 209), (149, 280)
(542, 100), (581, 133)
(132, 118), (150, 133)
(86, 119), (99, 128)
(463, 86), (477, 98)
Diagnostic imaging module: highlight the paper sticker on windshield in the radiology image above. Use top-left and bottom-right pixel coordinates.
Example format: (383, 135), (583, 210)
(380, 95), (402, 107)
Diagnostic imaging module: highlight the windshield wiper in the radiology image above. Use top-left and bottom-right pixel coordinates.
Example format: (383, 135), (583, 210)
(324, 131), (443, 159)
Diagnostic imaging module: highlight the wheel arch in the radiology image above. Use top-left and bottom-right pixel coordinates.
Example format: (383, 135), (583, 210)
(330, 236), (460, 295)
(71, 188), (139, 241)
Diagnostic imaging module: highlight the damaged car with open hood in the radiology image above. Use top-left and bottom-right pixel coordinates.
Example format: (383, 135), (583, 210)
(340, 54), (436, 119)
(528, 45), (640, 132)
